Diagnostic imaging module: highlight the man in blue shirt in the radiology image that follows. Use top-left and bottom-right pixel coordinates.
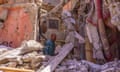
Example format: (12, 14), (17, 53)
(43, 33), (56, 56)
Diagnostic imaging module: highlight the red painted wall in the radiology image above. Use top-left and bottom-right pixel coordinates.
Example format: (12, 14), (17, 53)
(0, 7), (33, 48)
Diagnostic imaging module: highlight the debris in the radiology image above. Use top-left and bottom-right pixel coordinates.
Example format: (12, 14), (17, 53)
(0, 40), (45, 70)
(55, 59), (120, 72)
(110, 2), (120, 31)
(20, 40), (44, 54)
(37, 43), (74, 72)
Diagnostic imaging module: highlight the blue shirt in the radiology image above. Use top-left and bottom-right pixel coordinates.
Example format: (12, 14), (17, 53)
(43, 39), (55, 56)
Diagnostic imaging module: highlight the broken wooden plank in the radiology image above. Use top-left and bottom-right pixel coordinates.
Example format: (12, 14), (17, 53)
(0, 67), (34, 72)
(48, 0), (64, 15)
(37, 43), (74, 72)
(63, 0), (79, 11)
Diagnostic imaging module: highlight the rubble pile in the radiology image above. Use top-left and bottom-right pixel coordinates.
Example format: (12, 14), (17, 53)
(0, 45), (12, 54)
(0, 51), (44, 70)
(55, 59), (120, 72)
(0, 48), (9, 55)
(0, 40), (47, 70)
(55, 59), (89, 72)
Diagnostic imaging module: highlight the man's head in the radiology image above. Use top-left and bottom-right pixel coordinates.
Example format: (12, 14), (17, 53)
(51, 33), (56, 41)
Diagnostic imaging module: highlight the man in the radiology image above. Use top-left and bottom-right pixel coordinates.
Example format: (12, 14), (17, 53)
(43, 33), (57, 56)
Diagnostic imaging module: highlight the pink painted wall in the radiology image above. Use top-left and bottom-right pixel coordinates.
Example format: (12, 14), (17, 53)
(0, 7), (33, 48)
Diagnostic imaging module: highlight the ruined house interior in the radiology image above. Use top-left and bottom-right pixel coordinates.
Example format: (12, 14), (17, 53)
(0, 0), (120, 72)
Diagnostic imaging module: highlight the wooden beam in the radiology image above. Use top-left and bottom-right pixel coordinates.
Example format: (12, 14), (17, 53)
(64, 0), (79, 11)
(48, 0), (64, 15)
(37, 43), (74, 72)
(41, 4), (54, 11)
(0, 67), (34, 72)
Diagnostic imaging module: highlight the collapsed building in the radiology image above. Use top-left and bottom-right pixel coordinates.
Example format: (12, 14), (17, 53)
(0, 0), (120, 72)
